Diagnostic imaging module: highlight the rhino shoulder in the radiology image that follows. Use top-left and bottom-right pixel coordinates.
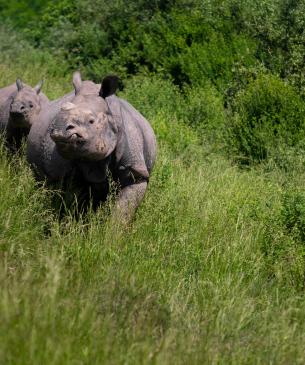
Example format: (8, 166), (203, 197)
(106, 95), (156, 181)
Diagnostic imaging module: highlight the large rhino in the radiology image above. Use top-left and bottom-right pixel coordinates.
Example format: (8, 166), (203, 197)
(0, 79), (48, 149)
(27, 72), (157, 220)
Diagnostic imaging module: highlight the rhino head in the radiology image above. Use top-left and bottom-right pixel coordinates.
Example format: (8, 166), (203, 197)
(50, 72), (119, 161)
(10, 79), (44, 128)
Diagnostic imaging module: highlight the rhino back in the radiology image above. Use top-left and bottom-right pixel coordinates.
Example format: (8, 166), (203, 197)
(27, 91), (75, 180)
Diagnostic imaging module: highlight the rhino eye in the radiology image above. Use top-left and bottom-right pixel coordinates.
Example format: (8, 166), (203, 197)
(29, 103), (34, 109)
(89, 119), (95, 124)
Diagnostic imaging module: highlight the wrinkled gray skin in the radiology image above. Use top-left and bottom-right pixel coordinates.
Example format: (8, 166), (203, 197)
(0, 79), (48, 149)
(27, 90), (76, 181)
(28, 71), (157, 221)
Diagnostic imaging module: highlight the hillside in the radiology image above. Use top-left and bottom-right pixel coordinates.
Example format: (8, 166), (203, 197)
(1, 1), (305, 364)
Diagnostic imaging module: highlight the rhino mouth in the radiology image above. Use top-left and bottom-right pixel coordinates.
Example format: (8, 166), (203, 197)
(9, 112), (30, 127)
(51, 131), (85, 146)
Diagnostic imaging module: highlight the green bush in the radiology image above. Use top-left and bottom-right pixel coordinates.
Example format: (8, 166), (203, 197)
(0, 25), (69, 80)
(0, 0), (47, 27)
(229, 74), (305, 163)
(178, 32), (257, 91)
(120, 75), (182, 120)
(2, 0), (305, 96)
(121, 76), (226, 152)
(241, 0), (305, 95)
(179, 83), (226, 145)
(4, 0), (258, 88)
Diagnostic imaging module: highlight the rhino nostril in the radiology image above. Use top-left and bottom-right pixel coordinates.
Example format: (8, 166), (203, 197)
(20, 106), (25, 111)
(66, 125), (75, 131)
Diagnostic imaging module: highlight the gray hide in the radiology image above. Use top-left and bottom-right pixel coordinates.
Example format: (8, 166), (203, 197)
(0, 80), (49, 149)
(34, 72), (157, 221)
(104, 94), (157, 220)
(27, 91), (76, 181)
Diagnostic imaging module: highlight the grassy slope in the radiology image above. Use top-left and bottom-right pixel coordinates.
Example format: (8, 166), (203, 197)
(2, 41), (305, 364)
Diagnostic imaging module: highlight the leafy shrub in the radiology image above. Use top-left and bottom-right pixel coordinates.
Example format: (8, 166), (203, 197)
(0, 0), (47, 27)
(228, 74), (305, 163)
(179, 83), (226, 145)
(119, 75), (200, 158)
(0, 25), (69, 79)
(120, 75), (182, 120)
(240, 0), (305, 95)
(178, 32), (257, 91)
(121, 75), (226, 153)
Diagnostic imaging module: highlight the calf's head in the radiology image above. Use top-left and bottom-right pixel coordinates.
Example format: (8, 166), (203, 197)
(10, 79), (44, 128)
(50, 72), (119, 161)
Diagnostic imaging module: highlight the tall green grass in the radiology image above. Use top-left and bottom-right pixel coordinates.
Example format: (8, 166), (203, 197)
(2, 33), (305, 365)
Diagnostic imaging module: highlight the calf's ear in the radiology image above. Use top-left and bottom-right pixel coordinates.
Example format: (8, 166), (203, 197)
(34, 79), (44, 94)
(16, 79), (24, 91)
(99, 75), (119, 99)
(73, 71), (82, 94)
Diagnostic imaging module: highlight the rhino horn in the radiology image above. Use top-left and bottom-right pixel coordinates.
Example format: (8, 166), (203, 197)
(16, 78), (24, 91)
(34, 79), (44, 94)
(73, 71), (82, 94)
(62, 102), (76, 111)
(99, 75), (119, 99)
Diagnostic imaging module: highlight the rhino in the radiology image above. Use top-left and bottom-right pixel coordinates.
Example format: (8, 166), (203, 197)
(27, 72), (157, 221)
(27, 90), (76, 182)
(0, 79), (49, 149)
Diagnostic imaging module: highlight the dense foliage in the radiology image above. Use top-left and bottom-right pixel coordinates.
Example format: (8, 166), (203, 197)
(2, 0), (304, 91)
(229, 74), (305, 162)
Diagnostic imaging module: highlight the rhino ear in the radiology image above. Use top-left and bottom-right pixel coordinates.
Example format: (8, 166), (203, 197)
(73, 71), (82, 94)
(34, 79), (44, 94)
(99, 75), (119, 99)
(16, 79), (24, 92)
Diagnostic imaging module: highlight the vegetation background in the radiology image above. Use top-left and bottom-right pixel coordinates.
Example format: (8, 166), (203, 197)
(1, 0), (305, 363)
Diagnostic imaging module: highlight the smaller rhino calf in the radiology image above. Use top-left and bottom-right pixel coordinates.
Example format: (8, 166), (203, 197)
(0, 79), (48, 149)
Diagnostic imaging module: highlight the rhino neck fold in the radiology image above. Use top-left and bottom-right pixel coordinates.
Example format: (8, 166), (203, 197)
(105, 95), (125, 164)
(77, 156), (112, 184)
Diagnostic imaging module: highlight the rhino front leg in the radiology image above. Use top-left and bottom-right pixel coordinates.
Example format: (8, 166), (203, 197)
(113, 181), (147, 223)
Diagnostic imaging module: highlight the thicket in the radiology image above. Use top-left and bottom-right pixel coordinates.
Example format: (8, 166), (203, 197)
(229, 74), (305, 163)
(2, 0), (304, 91)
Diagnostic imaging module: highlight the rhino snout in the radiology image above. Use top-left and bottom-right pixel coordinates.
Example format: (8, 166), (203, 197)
(50, 127), (85, 144)
(64, 123), (84, 138)
(11, 103), (26, 114)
